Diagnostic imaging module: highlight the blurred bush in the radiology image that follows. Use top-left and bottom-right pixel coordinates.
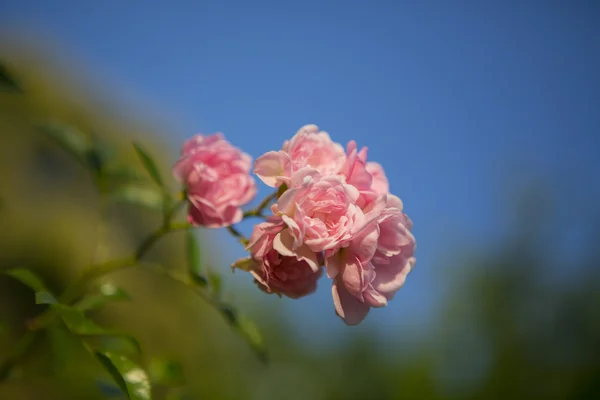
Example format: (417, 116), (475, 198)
(1, 43), (599, 400)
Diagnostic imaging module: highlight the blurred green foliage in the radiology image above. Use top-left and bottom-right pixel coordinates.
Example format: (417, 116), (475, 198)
(1, 46), (599, 400)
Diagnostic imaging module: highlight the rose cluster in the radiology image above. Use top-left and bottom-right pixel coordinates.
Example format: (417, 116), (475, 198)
(174, 125), (416, 325)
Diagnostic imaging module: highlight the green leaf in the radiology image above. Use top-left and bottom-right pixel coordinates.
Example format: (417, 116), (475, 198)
(105, 166), (149, 186)
(236, 314), (266, 360)
(35, 291), (57, 305)
(148, 358), (184, 386)
(133, 143), (164, 187)
(96, 352), (152, 400)
(208, 272), (222, 297)
(48, 325), (83, 374)
(4, 268), (48, 293)
(0, 62), (22, 92)
(75, 282), (131, 311)
(186, 232), (206, 286)
(111, 185), (164, 211)
(218, 305), (267, 363)
(95, 380), (127, 398)
(54, 304), (113, 335)
(90, 335), (142, 357)
(4, 268), (58, 304)
(54, 304), (142, 356)
(38, 123), (91, 164)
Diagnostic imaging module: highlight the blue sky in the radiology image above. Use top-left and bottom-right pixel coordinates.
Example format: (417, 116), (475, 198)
(2, 1), (599, 342)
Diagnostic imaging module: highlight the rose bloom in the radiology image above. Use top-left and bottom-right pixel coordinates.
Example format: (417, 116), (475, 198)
(326, 195), (416, 325)
(254, 124), (346, 187)
(173, 133), (256, 228)
(238, 218), (321, 299)
(340, 140), (390, 209)
(272, 168), (366, 255)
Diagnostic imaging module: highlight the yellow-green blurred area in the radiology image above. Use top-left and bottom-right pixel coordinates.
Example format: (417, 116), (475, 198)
(1, 45), (600, 400)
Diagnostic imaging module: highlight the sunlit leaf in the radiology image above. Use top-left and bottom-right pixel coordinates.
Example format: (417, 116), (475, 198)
(149, 358), (184, 386)
(133, 143), (164, 187)
(75, 282), (131, 311)
(111, 185), (164, 211)
(96, 352), (152, 400)
(186, 231), (206, 286)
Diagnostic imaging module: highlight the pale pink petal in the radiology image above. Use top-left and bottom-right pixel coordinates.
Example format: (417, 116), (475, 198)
(349, 219), (380, 264)
(274, 188), (298, 216)
(290, 167), (321, 188)
(273, 230), (296, 257)
(373, 256), (415, 300)
(366, 161), (389, 195)
(293, 244), (320, 272)
(253, 150), (291, 187)
(332, 278), (370, 326)
(386, 194), (404, 211)
(363, 284), (388, 307)
(324, 249), (342, 279)
(341, 255), (364, 299)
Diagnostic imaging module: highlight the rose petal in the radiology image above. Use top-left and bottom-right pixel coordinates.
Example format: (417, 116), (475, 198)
(332, 278), (370, 326)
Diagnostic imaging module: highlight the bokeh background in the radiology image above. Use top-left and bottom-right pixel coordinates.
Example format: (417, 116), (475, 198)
(1, 1), (600, 399)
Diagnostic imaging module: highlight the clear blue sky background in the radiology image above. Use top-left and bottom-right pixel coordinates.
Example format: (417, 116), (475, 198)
(2, 1), (599, 343)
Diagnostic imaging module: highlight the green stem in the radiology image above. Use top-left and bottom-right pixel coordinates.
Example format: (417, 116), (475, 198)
(243, 191), (277, 218)
(226, 225), (248, 246)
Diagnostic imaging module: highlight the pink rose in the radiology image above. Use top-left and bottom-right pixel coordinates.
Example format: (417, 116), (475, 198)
(173, 133), (256, 228)
(365, 162), (389, 196)
(326, 195), (416, 325)
(241, 218), (322, 299)
(340, 140), (390, 207)
(254, 124), (346, 187)
(272, 168), (366, 254)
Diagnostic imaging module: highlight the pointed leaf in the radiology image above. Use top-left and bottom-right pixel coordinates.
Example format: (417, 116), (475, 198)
(4, 268), (49, 293)
(111, 185), (164, 211)
(36, 291), (57, 305)
(96, 352), (152, 400)
(75, 282), (131, 311)
(4, 268), (58, 304)
(133, 143), (164, 187)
